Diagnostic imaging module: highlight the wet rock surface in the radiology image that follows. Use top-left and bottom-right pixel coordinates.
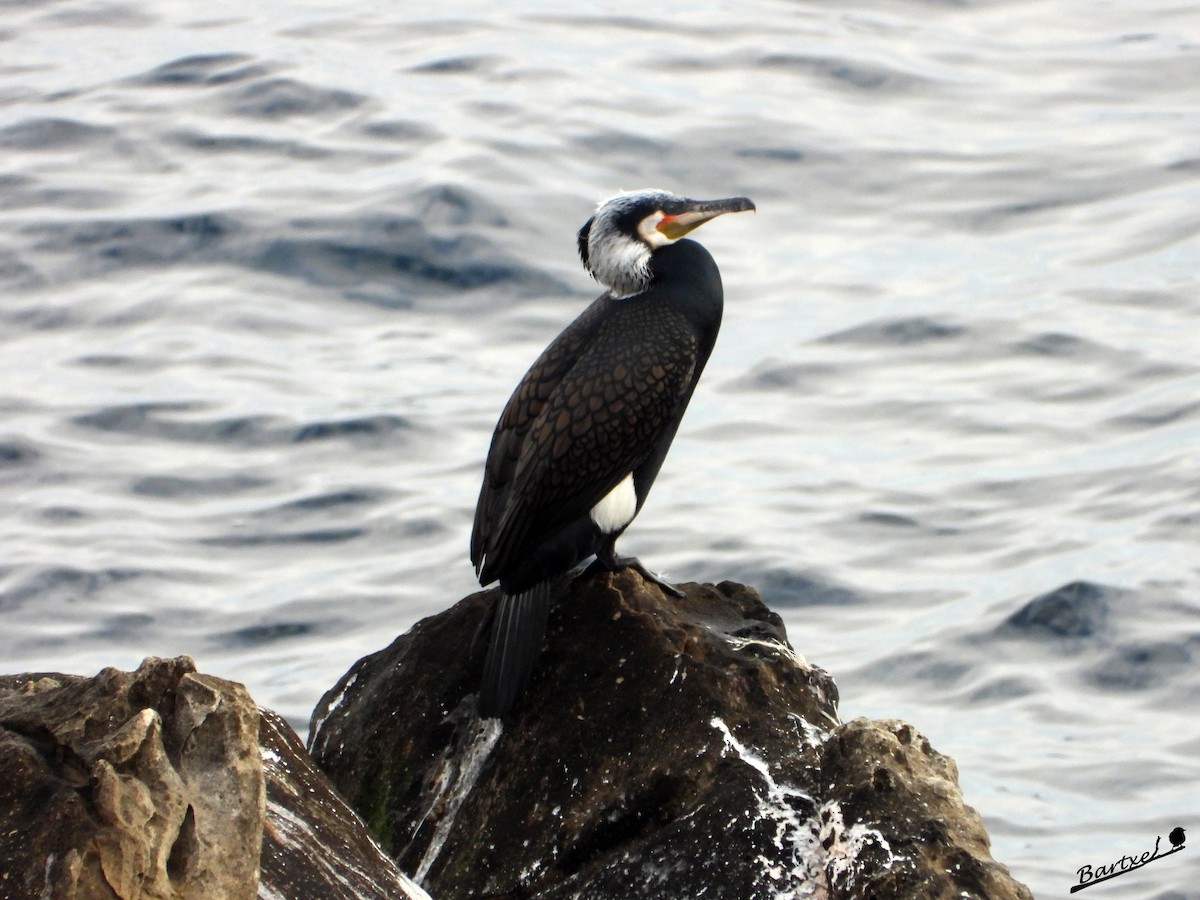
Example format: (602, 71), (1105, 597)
(259, 705), (431, 900)
(310, 570), (1033, 899)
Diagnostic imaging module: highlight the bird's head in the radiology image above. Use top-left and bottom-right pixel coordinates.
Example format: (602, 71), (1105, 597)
(577, 189), (755, 298)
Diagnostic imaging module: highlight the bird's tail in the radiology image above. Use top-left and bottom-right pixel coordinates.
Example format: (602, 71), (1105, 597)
(479, 581), (553, 719)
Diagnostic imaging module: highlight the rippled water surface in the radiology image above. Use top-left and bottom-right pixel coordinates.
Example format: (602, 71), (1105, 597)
(3, 1), (1199, 895)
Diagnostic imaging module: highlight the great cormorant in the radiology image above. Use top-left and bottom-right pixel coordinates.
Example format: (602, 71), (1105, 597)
(470, 189), (754, 718)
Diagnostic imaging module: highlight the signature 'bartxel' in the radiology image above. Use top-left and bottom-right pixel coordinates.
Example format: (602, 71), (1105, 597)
(1071, 826), (1186, 893)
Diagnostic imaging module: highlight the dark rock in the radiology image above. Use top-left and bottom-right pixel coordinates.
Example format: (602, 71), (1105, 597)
(1005, 580), (1111, 638)
(258, 706), (431, 900)
(310, 570), (1032, 899)
(0, 656), (429, 900)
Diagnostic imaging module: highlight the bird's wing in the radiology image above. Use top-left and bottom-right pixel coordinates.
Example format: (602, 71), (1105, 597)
(476, 303), (697, 583)
(471, 295), (613, 575)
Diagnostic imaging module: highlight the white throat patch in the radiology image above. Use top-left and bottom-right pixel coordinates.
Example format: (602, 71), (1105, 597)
(590, 472), (637, 534)
(588, 224), (652, 298)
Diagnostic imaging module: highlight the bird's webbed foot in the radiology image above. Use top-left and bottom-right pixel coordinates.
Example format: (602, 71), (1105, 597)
(591, 549), (686, 598)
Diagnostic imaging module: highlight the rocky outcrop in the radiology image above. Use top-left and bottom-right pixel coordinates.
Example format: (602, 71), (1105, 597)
(1, 576), (1034, 899)
(0, 657), (263, 900)
(309, 570), (1033, 899)
(0, 656), (428, 900)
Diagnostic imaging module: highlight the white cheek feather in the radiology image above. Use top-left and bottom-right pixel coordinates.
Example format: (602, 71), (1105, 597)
(590, 472), (637, 534)
(637, 211), (672, 248)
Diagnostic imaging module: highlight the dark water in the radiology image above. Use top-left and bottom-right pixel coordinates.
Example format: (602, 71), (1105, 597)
(2, 2), (1198, 896)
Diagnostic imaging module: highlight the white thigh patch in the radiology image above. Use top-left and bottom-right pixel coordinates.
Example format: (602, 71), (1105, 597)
(589, 473), (637, 533)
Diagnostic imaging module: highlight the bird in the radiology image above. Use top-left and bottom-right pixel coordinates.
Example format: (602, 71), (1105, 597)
(470, 189), (754, 718)
(1169, 826), (1185, 848)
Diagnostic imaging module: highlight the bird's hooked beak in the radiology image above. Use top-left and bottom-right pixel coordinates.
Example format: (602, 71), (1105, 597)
(656, 196), (755, 241)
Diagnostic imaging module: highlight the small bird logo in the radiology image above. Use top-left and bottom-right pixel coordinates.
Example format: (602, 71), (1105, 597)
(1169, 826), (1186, 849)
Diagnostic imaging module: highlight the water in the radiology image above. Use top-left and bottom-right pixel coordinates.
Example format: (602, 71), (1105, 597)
(2, 1), (1198, 896)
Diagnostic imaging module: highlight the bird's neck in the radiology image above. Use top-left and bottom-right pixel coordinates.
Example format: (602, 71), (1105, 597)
(597, 245), (652, 299)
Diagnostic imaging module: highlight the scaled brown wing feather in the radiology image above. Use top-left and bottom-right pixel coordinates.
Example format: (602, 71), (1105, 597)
(475, 304), (697, 584)
(471, 296), (612, 577)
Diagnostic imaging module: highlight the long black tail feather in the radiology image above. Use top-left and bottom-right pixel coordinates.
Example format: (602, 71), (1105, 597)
(479, 582), (553, 718)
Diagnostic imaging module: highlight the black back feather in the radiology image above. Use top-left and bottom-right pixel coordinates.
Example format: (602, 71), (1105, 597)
(576, 215), (595, 275)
